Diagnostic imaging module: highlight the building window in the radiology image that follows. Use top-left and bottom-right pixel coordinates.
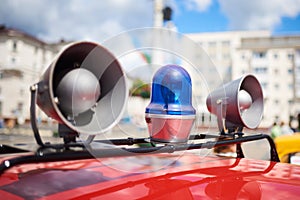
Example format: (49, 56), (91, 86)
(11, 57), (16, 64)
(209, 53), (216, 59)
(273, 53), (278, 59)
(208, 41), (216, 47)
(20, 89), (24, 96)
(253, 67), (268, 74)
(296, 50), (300, 57)
(241, 53), (246, 60)
(222, 41), (230, 48)
(17, 102), (23, 113)
(34, 46), (38, 54)
(222, 53), (230, 59)
(12, 40), (18, 52)
(288, 53), (294, 60)
(261, 82), (268, 89)
(288, 68), (293, 74)
(253, 51), (266, 59)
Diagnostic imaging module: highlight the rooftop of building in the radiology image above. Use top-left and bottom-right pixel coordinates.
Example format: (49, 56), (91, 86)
(186, 30), (272, 40)
(240, 35), (300, 49)
(0, 24), (71, 47)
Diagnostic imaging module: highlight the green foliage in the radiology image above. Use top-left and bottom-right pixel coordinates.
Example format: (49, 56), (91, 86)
(130, 79), (150, 99)
(52, 131), (59, 138)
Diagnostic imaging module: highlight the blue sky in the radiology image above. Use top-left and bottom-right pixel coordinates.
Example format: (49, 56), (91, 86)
(275, 15), (300, 33)
(0, 0), (300, 42)
(172, 0), (229, 33)
(172, 0), (300, 35)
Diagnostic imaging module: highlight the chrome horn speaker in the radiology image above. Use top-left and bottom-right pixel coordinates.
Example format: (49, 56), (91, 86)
(206, 74), (263, 134)
(31, 41), (128, 146)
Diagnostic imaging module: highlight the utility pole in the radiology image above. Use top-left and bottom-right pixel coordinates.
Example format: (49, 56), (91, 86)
(153, 0), (163, 27)
(151, 0), (164, 74)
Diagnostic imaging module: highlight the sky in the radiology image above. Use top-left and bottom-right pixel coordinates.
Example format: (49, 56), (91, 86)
(0, 0), (300, 43)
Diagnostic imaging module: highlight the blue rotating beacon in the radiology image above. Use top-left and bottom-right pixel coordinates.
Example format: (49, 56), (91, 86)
(145, 65), (196, 143)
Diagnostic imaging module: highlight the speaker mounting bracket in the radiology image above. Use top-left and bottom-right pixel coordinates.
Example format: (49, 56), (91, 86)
(30, 84), (87, 150)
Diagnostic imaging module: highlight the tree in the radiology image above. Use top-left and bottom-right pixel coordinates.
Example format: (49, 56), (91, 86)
(130, 79), (150, 99)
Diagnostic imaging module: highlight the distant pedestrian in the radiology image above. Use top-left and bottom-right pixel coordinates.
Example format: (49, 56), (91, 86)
(0, 118), (4, 128)
(280, 121), (294, 135)
(271, 122), (281, 139)
(289, 119), (298, 133)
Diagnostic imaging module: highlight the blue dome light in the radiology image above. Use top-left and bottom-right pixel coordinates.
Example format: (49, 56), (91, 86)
(146, 65), (195, 115)
(145, 65), (196, 143)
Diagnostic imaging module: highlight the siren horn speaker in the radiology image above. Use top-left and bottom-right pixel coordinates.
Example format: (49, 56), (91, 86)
(36, 41), (128, 135)
(206, 74), (263, 131)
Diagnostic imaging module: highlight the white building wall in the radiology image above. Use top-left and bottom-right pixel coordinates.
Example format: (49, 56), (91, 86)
(295, 50), (300, 99)
(233, 40), (299, 127)
(186, 31), (272, 128)
(0, 30), (59, 124)
(0, 27), (299, 130)
(187, 31), (271, 82)
(187, 31), (300, 129)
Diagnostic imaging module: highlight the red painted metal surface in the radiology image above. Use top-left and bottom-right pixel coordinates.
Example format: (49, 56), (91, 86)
(0, 153), (300, 199)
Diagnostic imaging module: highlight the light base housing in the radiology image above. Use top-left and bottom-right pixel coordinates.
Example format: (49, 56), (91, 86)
(146, 114), (195, 143)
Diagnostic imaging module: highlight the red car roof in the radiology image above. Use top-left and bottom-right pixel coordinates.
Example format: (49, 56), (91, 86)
(0, 153), (299, 199)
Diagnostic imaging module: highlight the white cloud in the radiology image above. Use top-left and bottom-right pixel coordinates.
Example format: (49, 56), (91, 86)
(0, 0), (153, 42)
(218, 0), (300, 30)
(182, 0), (213, 12)
(1, 0), (299, 42)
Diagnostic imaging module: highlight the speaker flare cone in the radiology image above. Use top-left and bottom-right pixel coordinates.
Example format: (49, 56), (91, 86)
(56, 68), (101, 116)
(238, 90), (252, 111)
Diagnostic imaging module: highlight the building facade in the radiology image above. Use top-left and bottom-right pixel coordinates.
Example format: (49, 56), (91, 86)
(0, 26), (60, 126)
(187, 31), (300, 128)
(234, 36), (300, 127)
(1, 26), (300, 129)
(186, 31), (271, 128)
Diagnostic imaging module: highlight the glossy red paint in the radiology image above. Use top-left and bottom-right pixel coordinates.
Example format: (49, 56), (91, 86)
(0, 153), (300, 199)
